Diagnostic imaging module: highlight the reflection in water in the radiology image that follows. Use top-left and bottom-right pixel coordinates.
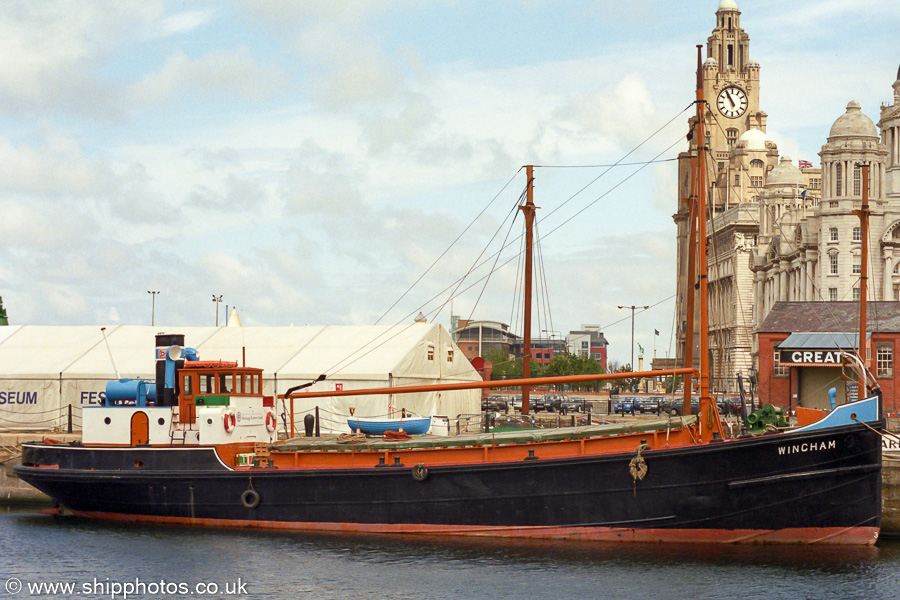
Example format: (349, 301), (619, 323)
(2, 511), (898, 600)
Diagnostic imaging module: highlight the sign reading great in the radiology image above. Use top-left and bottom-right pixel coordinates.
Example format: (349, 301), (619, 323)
(779, 349), (846, 366)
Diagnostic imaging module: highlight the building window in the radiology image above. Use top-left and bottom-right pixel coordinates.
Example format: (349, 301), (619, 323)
(853, 164), (861, 197)
(877, 344), (893, 377)
(852, 287), (860, 301)
(809, 177), (820, 190)
(829, 227), (839, 242)
(427, 345), (434, 361)
(852, 257), (861, 274)
(734, 174), (740, 187)
(829, 253), (838, 275)
(829, 200), (839, 208)
(853, 226), (861, 242)
(726, 128), (739, 149)
(836, 163), (843, 196)
(447, 349), (454, 362)
(829, 287), (838, 301)
(750, 159), (764, 169)
(750, 176), (763, 188)
(774, 349), (788, 377)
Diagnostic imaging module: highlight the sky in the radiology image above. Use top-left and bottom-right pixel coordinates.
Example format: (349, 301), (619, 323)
(0, 0), (898, 367)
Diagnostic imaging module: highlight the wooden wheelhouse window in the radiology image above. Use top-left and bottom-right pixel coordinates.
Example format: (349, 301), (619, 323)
(200, 374), (214, 394)
(182, 374), (193, 397)
(218, 373), (233, 393)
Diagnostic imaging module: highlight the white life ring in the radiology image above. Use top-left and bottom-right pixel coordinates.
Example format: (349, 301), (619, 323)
(265, 411), (277, 433)
(224, 411), (236, 433)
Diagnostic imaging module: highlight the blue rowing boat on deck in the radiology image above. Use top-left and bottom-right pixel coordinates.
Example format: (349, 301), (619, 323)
(347, 416), (431, 435)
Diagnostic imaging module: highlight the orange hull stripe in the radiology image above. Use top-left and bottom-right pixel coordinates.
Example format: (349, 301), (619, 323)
(50, 509), (878, 546)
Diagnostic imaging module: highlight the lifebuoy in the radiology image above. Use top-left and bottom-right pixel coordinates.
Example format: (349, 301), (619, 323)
(241, 489), (260, 508)
(224, 411), (236, 433)
(265, 411), (277, 433)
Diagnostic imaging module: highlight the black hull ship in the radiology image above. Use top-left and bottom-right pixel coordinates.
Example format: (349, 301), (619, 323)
(14, 47), (885, 545)
(18, 411), (881, 544)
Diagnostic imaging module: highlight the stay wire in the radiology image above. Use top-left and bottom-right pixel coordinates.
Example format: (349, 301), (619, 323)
(374, 167), (524, 325)
(324, 105), (694, 378)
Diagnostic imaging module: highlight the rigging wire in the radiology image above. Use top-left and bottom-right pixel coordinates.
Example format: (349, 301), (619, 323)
(464, 189), (526, 324)
(374, 168), (524, 325)
(318, 104), (696, 379)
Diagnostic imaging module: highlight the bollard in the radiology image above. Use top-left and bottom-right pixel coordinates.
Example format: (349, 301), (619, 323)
(315, 406), (320, 437)
(68, 405), (73, 434)
(304, 413), (315, 437)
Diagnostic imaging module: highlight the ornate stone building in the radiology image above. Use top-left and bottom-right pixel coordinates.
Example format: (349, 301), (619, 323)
(674, 0), (771, 391)
(674, 0), (899, 391)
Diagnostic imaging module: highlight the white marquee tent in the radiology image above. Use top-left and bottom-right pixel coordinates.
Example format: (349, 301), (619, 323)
(0, 323), (481, 433)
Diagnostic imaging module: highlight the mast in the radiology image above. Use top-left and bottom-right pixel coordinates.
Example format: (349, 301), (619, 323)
(854, 163), (871, 396)
(692, 45), (723, 439)
(682, 147), (698, 415)
(520, 165), (537, 415)
(682, 48), (703, 417)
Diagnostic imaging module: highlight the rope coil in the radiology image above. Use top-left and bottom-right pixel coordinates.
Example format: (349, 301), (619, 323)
(629, 443), (649, 495)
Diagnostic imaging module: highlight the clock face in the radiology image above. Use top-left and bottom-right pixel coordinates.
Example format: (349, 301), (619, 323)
(717, 86), (748, 118)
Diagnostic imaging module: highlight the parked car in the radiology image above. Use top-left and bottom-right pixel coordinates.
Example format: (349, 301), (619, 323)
(630, 396), (659, 414)
(561, 396), (588, 413)
(510, 395), (522, 411)
(481, 394), (508, 412)
(613, 398), (634, 415)
(659, 397), (700, 416)
(716, 396), (743, 416)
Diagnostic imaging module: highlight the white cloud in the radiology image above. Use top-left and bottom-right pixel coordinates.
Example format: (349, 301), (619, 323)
(128, 47), (282, 105)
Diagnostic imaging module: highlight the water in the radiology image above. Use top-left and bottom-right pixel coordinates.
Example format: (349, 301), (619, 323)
(2, 507), (900, 600)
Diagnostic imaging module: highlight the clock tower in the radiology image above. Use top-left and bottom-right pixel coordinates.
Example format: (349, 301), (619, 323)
(673, 0), (768, 390)
(703, 0), (766, 191)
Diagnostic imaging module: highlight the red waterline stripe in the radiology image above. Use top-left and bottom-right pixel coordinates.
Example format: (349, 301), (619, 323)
(44, 509), (879, 546)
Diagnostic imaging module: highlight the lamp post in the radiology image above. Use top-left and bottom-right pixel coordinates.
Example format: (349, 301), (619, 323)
(147, 290), (160, 326)
(212, 294), (223, 326)
(618, 305), (648, 371)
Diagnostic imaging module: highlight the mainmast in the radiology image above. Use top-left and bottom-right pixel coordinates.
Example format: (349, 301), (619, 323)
(520, 165), (537, 415)
(854, 163), (871, 396)
(690, 45), (723, 439)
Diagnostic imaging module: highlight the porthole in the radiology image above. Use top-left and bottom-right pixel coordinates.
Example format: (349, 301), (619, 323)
(134, 460), (144, 468)
(207, 418), (213, 425)
(104, 417), (111, 425)
(158, 418), (165, 426)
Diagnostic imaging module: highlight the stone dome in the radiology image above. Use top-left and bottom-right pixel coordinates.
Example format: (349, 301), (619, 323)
(766, 156), (802, 188)
(704, 57), (718, 68)
(738, 128), (768, 151)
(828, 101), (878, 139)
(718, 0), (739, 11)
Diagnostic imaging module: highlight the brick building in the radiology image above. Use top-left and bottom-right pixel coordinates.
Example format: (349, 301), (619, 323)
(757, 302), (900, 415)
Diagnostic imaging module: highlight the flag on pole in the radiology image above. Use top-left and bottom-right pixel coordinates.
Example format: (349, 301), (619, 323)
(654, 329), (660, 336)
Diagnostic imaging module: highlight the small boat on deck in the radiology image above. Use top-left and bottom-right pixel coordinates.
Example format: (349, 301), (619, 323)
(347, 416), (432, 436)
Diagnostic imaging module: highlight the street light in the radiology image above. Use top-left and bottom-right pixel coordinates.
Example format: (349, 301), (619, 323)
(212, 294), (223, 326)
(147, 290), (160, 326)
(618, 305), (649, 372)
